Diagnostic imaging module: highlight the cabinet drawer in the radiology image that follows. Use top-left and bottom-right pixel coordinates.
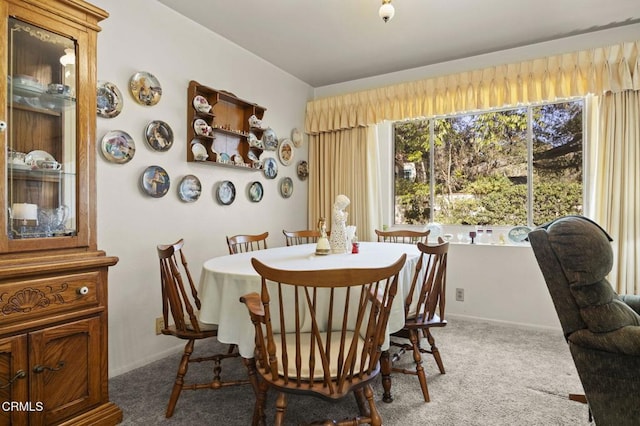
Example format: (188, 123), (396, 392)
(0, 273), (100, 325)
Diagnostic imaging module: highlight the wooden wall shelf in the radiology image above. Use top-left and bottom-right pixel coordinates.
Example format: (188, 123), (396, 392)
(186, 80), (267, 169)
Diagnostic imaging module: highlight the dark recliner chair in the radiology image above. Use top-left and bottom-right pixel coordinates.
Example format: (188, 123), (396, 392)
(529, 216), (640, 426)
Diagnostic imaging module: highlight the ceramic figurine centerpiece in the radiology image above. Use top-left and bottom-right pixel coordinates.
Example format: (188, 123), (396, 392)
(315, 217), (331, 255)
(329, 194), (350, 254)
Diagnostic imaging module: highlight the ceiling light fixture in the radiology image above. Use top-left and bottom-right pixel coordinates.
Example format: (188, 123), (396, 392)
(379, 0), (395, 23)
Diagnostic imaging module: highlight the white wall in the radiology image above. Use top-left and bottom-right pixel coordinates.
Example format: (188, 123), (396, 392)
(91, 0), (313, 376)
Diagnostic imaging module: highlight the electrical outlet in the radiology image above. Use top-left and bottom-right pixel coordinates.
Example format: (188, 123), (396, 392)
(455, 288), (464, 302)
(155, 317), (164, 335)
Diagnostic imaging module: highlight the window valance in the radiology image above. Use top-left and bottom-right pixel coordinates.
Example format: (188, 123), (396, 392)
(305, 40), (639, 135)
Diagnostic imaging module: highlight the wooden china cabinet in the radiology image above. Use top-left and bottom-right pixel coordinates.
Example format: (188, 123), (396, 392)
(0, 0), (121, 425)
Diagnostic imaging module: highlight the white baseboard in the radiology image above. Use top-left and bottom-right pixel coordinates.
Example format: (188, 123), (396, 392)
(446, 313), (562, 333)
(109, 344), (184, 378)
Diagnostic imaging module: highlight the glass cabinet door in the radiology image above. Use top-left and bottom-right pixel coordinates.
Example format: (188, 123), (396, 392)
(6, 17), (77, 240)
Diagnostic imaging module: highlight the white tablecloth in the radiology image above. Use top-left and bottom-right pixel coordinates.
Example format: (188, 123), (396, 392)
(198, 242), (420, 358)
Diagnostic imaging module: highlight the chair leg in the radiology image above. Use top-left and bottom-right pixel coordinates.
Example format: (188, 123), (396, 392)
(410, 329), (430, 402)
(426, 329), (445, 374)
(274, 392), (287, 426)
(380, 350), (393, 403)
(243, 357), (267, 426)
(166, 339), (194, 418)
(354, 387), (371, 418)
(364, 384), (382, 426)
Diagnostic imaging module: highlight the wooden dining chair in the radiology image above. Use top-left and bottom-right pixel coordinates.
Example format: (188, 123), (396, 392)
(375, 228), (430, 244)
(157, 239), (248, 418)
(226, 232), (269, 254)
(282, 229), (321, 246)
(240, 254), (407, 426)
(382, 238), (449, 403)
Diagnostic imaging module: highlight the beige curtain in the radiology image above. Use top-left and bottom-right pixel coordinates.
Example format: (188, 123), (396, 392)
(306, 41), (640, 134)
(308, 126), (380, 241)
(592, 90), (640, 295)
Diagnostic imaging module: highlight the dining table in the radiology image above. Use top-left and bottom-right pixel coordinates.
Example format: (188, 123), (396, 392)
(197, 241), (422, 358)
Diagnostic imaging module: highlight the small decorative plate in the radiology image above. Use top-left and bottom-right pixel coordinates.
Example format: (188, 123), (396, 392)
(232, 154), (245, 167)
(193, 118), (210, 136)
(25, 150), (55, 166)
(96, 81), (123, 118)
(101, 130), (135, 163)
(247, 150), (260, 163)
(192, 95), (211, 113)
(508, 226), (532, 243)
(140, 165), (170, 198)
(297, 160), (308, 180)
(129, 71), (162, 106)
(178, 174), (201, 202)
(263, 157), (278, 179)
(191, 141), (208, 161)
(248, 132), (264, 149)
(280, 177), (293, 198)
(291, 128), (302, 147)
(144, 120), (173, 152)
(216, 181), (236, 205)
(278, 138), (294, 166)
(263, 128), (278, 151)
(248, 181), (264, 202)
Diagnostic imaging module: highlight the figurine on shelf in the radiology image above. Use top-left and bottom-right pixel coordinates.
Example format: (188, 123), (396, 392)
(329, 194), (350, 254)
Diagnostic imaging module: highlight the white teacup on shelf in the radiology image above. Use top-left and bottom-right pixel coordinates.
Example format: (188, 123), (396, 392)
(36, 159), (61, 170)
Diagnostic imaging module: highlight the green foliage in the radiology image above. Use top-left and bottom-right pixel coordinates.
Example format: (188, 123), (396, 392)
(394, 100), (583, 226)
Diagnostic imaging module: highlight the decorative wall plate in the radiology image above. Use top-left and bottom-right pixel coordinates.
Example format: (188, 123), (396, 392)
(280, 177), (293, 198)
(263, 128), (278, 151)
(144, 120), (174, 152)
(247, 150), (260, 163)
(129, 71), (162, 106)
(96, 81), (123, 118)
(178, 174), (201, 202)
(140, 165), (170, 198)
(248, 181), (264, 202)
(297, 160), (308, 180)
(193, 118), (211, 136)
(101, 130), (135, 164)
(192, 95), (211, 113)
(278, 138), (294, 166)
(263, 157), (278, 179)
(291, 128), (302, 147)
(217, 181), (236, 205)
(191, 141), (208, 161)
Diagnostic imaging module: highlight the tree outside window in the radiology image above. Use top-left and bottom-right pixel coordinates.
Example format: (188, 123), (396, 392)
(394, 99), (583, 227)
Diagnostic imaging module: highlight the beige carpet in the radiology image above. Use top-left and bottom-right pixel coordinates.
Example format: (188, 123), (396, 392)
(110, 317), (591, 425)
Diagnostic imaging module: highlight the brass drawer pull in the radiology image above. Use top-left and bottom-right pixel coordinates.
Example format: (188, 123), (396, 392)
(0, 370), (26, 389)
(33, 361), (65, 374)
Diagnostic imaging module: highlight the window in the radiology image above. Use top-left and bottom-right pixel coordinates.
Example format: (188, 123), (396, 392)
(393, 99), (584, 227)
